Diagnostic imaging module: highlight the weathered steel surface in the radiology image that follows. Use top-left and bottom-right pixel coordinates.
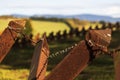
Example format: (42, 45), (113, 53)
(28, 35), (50, 80)
(45, 40), (90, 80)
(45, 29), (112, 80)
(0, 20), (26, 62)
(86, 29), (112, 52)
(113, 47), (120, 80)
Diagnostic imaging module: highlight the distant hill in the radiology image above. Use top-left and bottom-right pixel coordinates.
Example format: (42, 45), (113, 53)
(72, 14), (120, 22)
(11, 14), (29, 18)
(11, 14), (120, 22)
(0, 15), (15, 19)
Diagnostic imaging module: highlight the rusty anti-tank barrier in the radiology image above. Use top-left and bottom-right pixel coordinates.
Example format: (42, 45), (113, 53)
(28, 34), (50, 80)
(0, 20), (26, 62)
(113, 47), (120, 80)
(45, 29), (112, 80)
(45, 40), (90, 80)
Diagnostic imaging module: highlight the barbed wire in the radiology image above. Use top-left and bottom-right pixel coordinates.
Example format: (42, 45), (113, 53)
(49, 43), (78, 59)
(7, 26), (120, 58)
(7, 26), (79, 59)
(7, 26), (120, 79)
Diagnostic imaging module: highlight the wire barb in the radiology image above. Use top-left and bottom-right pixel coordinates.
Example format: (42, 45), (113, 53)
(49, 43), (78, 59)
(7, 25), (80, 59)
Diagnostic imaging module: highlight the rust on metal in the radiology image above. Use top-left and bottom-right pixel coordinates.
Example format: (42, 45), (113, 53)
(28, 34), (50, 80)
(45, 40), (90, 80)
(113, 47), (120, 80)
(45, 29), (112, 80)
(0, 20), (26, 62)
(86, 29), (112, 52)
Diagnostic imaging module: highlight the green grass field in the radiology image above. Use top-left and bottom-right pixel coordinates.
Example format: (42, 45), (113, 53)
(0, 68), (29, 80)
(31, 20), (70, 36)
(0, 19), (11, 33)
(66, 19), (102, 30)
(0, 19), (70, 36)
(0, 18), (101, 36)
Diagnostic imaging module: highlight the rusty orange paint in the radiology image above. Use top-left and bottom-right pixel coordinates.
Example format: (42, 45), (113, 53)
(45, 41), (90, 80)
(0, 20), (26, 62)
(113, 48), (120, 80)
(28, 35), (50, 80)
(45, 29), (112, 80)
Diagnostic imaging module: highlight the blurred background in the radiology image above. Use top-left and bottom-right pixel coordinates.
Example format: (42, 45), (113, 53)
(0, 0), (120, 80)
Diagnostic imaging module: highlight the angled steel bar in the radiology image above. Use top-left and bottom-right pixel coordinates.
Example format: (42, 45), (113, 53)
(113, 47), (120, 80)
(0, 20), (26, 62)
(45, 29), (112, 80)
(45, 40), (90, 80)
(28, 35), (50, 80)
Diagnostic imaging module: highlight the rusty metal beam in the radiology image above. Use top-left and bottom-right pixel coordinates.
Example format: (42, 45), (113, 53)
(113, 47), (120, 80)
(28, 35), (50, 80)
(45, 29), (112, 80)
(45, 40), (90, 80)
(0, 20), (26, 62)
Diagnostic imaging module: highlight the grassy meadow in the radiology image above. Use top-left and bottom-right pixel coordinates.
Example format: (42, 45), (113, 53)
(0, 19), (11, 33)
(66, 19), (102, 30)
(0, 19), (70, 36)
(31, 20), (70, 36)
(0, 18), (101, 35)
(0, 17), (119, 80)
(0, 68), (29, 80)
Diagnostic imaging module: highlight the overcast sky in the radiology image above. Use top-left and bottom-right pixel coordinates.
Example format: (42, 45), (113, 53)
(0, 0), (120, 17)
